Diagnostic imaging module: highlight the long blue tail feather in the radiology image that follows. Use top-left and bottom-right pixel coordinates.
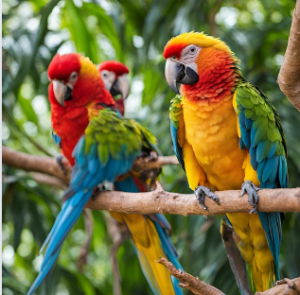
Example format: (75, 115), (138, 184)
(26, 189), (93, 295)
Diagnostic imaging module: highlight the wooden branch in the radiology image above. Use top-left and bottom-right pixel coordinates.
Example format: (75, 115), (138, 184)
(77, 209), (94, 272)
(131, 155), (178, 172)
(277, 0), (300, 111)
(157, 258), (225, 295)
(86, 184), (300, 215)
(221, 223), (253, 295)
(30, 172), (67, 190)
(2, 146), (71, 184)
(3, 146), (300, 215)
(2, 146), (177, 185)
(158, 259), (300, 295)
(104, 213), (129, 295)
(258, 277), (300, 295)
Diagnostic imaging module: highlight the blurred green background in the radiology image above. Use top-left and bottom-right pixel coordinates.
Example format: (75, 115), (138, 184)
(2, 0), (300, 294)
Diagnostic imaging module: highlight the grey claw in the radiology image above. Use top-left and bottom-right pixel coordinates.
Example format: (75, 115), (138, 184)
(56, 155), (67, 175)
(194, 186), (220, 210)
(240, 181), (260, 213)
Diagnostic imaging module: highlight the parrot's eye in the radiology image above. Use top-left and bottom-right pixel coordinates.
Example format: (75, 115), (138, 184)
(172, 56), (176, 60)
(181, 45), (200, 61)
(103, 73), (107, 77)
(69, 72), (78, 84)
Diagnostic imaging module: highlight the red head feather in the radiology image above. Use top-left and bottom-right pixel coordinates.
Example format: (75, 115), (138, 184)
(163, 44), (186, 59)
(98, 61), (129, 77)
(48, 53), (81, 82)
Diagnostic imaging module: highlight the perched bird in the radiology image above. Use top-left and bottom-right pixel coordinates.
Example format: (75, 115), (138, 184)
(99, 60), (184, 295)
(27, 54), (182, 295)
(164, 32), (288, 292)
(99, 60), (130, 116)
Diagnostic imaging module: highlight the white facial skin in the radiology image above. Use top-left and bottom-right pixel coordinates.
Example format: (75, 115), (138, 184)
(165, 45), (201, 94)
(100, 70), (116, 91)
(178, 44), (201, 72)
(100, 70), (130, 99)
(52, 71), (78, 106)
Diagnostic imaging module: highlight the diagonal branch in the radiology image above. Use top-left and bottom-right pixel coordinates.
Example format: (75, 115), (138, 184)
(157, 258), (300, 295)
(157, 258), (225, 295)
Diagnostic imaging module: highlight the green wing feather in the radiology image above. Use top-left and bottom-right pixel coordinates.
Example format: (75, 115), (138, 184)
(169, 95), (185, 169)
(234, 81), (288, 281)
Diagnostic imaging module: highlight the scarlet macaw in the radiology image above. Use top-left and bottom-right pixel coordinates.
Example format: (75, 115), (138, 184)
(164, 32), (288, 292)
(98, 60), (184, 295)
(27, 54), (182, 295)
(98, 60), (130, 116)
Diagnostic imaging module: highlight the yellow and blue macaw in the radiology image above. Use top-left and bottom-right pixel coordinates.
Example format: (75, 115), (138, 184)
(164, 32), (288, 292)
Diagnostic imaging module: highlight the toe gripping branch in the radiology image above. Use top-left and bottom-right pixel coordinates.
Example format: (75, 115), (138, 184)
(194, 186), (220, 210)
(240, 181), (260, 214)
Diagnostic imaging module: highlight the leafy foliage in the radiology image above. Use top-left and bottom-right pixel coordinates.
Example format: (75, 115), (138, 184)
(2, 0), (300, 295)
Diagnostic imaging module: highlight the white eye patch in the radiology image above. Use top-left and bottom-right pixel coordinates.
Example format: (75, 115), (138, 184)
(180, 45), (201, 72)
(181, 44), (201, 58)
(68, 71), (78, 87)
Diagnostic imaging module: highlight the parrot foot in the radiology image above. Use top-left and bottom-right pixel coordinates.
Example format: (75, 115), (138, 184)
(138, 151), (158, 162)
(56, 155), (70, 175)
(91, 184), (107, 200)
(240, 181), (260, 214)
(194, 186), (219, 210)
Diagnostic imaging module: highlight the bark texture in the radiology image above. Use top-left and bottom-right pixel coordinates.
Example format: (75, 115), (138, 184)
(277, 0), (300, 111)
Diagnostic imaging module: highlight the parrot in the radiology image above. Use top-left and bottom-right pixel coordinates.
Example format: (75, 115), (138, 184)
(98, 60), (130, 116)
(163, 32), (288, 292)
(98, 60), (184, 295)
(27, 53), (183, 295)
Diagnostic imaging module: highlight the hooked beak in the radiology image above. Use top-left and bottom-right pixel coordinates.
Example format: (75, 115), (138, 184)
(53, 80), (73, 106)
(165, 59), (199, 94)
(110, 74), (130, 100)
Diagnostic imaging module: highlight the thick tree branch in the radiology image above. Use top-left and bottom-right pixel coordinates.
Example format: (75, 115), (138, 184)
(277, 0), (300, 111)
(3, 146), (300, 215)
(158, 259), (300, 295)
(2, 146), (72, 184)
(86, 184), (300, 215)
(2, 146), (177, 185)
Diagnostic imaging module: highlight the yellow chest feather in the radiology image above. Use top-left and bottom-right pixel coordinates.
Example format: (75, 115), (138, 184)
(182, 96), (245, 190)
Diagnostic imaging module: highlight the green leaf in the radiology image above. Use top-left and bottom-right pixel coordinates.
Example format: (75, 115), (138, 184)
(17, 94), (38, 125)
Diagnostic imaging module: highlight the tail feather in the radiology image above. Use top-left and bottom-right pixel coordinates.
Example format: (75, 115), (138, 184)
(128, 215), (181, 295)
(114, 176), (183, 295)
(26, 247), (61, 295)
(27, 189), (93, 295)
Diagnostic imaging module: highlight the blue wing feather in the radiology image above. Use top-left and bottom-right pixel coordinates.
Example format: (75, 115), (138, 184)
(52, 130), (61, 147)
(235, 85), (288, 282)
(170, 120), (185, 171)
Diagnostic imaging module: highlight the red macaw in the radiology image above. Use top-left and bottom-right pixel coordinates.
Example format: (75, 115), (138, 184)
(164, 32), (288, 292)
(99, 60), (130, 116)
(27, 54), (183, 295)
(99, 60), (184, 295)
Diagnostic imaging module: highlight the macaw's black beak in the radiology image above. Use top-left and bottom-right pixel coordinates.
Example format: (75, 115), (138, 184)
(165, 59), (199, 94)
(110, 74), (130, 100)
(53, 80), (73, 106)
